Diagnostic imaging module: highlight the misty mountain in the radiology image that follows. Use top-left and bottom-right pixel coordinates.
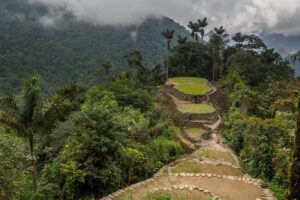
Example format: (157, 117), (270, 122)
(262, 33), (300, 76)
(0, 0), (189, 95)
(262, 33), (300, 56)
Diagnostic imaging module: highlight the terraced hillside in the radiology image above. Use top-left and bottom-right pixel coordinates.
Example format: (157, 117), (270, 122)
(101, 77), (277, 200)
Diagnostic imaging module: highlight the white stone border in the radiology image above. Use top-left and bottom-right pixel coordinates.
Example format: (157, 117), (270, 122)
(100, 173), (276, 200)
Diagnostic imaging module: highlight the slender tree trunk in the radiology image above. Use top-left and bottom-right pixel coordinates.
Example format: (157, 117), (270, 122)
(287, 100), (300, 199)
(166, 40), (171, 80)
(212, 65), (215, 82)
(167, 40), (170, 51)
(166, 56), (170, 80)
(29, 135), (37, 192)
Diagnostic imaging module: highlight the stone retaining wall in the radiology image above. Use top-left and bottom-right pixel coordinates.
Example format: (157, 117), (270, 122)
(178, 120), (212, 129)
(183, 130), (211, 143)
(184, 112), (219, 121)
(208, 86), (228, 113)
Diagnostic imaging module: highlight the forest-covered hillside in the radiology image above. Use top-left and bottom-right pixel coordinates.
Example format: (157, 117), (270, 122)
(2, 1), (300, 200)
(0, 0), (189, 95)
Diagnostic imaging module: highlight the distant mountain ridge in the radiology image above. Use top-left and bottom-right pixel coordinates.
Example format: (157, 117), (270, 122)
(0, 0), (190, 95)
(262, 33), (300, 76)
(262, 33), (300, 56)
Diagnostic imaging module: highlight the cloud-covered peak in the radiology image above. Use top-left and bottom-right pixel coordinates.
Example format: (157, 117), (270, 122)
(27, 0), (300, 36)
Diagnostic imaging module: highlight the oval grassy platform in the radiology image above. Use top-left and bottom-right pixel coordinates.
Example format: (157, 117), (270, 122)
(175, 84), (210, 95)
(177, 104), (216, 114)
(169, 77), (210, 95)
(169, 77), (208, 84)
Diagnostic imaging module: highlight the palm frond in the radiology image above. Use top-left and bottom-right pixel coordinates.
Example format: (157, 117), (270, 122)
(0, 112), (26, 136)
(20, 76), (41, 126)
(0, 93), (19, 115)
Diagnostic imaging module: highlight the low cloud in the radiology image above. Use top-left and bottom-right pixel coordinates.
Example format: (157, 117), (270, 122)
(27, 0), (300, 35)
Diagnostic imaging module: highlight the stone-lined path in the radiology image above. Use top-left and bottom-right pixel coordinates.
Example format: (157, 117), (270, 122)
(101, 82), (277, 200)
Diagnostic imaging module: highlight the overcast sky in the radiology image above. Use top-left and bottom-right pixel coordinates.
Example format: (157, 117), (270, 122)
(27, 0), (300, 36)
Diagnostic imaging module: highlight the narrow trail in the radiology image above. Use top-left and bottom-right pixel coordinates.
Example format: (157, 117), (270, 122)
(102, 83), (277, 200)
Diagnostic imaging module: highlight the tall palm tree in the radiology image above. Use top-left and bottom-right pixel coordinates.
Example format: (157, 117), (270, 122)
(210, 26), (228, 81)
(197, 17), (208, 42)
(188, 21), (200, 43)
(287, 98), (300, 199)
(162, 29), (175, 51)
(214, 26), (226, 36)
(162, 29), (174, 79)
(0, 75), (42, 192)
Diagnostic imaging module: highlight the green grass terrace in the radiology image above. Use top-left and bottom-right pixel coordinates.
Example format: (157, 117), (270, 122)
(171, 162), (243, 176)
(169, 77), (211, 95)
(193, 149), (238, 164)
(177, 104), (216, 114)
(184, 128), (205, 138)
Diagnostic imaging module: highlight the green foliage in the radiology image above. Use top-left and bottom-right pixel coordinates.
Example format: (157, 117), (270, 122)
(223, 107), (245, 153)
(269, 181), (287, 200)
(0, 75), (45, 192)
(169, 42), (212, 78)
(287, 100), (300, 199)
(227, 49), (294, 86)
(223, 72), (297, 197)
(95, 80), (154, 112)
(147, 137), (184, 167)
(33, 80), (183, 199)
(224, 71), (243, 93)
(0, 127), (29, 200)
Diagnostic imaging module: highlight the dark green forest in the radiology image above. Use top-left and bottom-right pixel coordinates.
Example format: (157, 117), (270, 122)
(0, 0), (189, 95)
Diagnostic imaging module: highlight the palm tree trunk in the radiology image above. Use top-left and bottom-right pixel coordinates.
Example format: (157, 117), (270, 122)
(29, 135), (37, 192)
(166, 56), (170, 80)
(287, 100), (300, 199)
(212, 65), (215, 82)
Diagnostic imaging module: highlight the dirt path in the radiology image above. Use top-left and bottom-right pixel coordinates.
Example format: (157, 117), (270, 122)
(102, 83), (277, 200)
